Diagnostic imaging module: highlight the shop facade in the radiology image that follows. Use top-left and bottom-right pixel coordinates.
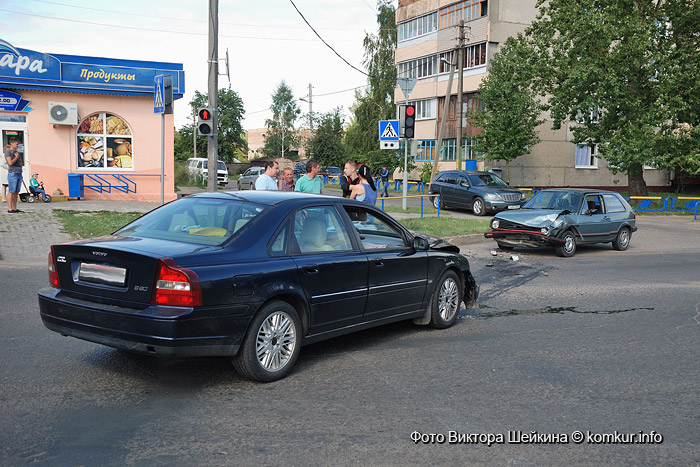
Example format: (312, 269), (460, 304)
(0, 39), (184, 202)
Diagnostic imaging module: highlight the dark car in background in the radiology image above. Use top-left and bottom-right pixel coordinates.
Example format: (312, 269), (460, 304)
(293, 161), (307, 176)
(429, 170), (526, 216)
(484, 189), (637, 257)
(38, 191), (478, 382)
(321, 166), (342, 177)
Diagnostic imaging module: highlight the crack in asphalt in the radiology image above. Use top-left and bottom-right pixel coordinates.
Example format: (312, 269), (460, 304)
(460, 305), (655, 319)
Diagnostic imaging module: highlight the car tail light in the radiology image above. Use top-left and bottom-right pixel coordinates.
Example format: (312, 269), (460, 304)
(48, 246), (60, 288)
(152, 258), (202, 307)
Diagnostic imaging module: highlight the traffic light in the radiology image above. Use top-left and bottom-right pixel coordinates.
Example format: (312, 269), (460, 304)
(197, 107), (213, 136)
(404, 104), (415, 139)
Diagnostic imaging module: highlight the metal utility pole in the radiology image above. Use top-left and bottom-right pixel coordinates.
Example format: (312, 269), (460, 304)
(456, 20), (465, 170)
(430, 52), (457, 184)
(206, 0), (219, 192)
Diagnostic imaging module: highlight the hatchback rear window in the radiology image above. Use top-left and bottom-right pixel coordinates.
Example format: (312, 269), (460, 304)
(115, 197), (267, 245)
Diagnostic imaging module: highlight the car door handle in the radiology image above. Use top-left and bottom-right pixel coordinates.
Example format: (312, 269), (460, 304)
(303, 266), (319, 275)
(373, 261), (384, 267)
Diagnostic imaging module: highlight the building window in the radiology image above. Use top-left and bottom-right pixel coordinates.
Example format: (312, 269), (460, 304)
(439, 0), (488, 29)
(77, 113), (133, 169)
(415, 140), (436, 161)
(441, 139), (457, 161)
(398, 12), (438, 42)
(398, 55), (437, 79)
(408, 99), (434, 119)
(438, 92), (482, 120)
(465, 43), (487, 68)
(575, 143), (598, 169)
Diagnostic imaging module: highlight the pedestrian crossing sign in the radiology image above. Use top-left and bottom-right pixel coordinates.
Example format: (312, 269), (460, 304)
(379, 120), (399, 141)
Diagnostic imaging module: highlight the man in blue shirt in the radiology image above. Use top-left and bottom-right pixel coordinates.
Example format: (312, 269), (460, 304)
(254, 161), (280, 191)
(379, 166), (389, 197)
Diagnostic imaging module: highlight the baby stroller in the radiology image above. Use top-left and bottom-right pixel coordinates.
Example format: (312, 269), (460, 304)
(19, 180), (52, 203)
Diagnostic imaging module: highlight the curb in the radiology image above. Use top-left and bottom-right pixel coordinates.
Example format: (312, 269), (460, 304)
(443, 233), (489, 246)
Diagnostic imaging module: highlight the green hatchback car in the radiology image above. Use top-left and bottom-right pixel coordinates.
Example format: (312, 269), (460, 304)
(484, 189), (637, 257)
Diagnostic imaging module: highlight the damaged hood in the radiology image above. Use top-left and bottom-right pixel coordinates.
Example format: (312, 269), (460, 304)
(495, 209), (570, 227)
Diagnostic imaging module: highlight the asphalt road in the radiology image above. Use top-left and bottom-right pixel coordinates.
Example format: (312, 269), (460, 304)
(1, 215), (698, 465)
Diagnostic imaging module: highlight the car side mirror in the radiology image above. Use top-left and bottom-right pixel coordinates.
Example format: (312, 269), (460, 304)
(413, 236), (430, 251)
(583, 209), (593, 216)
(460, 181), (469, 187)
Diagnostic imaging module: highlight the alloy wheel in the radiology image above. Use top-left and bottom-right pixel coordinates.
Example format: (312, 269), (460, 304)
(255, 311), (297, 372)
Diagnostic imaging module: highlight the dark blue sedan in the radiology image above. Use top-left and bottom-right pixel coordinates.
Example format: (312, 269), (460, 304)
(39, 191), (478, 382)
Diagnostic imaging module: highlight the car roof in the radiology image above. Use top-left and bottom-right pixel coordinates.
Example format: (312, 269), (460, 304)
(436, 170), (490, 175)
(537, 188), (621, 194)
(189, 190), (350, 206)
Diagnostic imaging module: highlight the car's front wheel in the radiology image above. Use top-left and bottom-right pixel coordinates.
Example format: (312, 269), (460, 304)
(429, 270), (462, 329)
(555, 231), (577, 257)
(233, 300), (302, 382)
(612, 227), (631, 251)
(472, 197), (485, 216)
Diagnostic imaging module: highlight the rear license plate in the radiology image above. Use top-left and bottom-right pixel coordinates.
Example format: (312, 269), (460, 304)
(508, 205), (521, 209)
(79, 262), (127, 287)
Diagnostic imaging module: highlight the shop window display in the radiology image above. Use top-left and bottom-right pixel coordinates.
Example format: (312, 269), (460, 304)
(77, 113), (133, 169)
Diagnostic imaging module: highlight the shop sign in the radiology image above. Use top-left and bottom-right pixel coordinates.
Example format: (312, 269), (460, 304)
(0, 38), (184, 96)
(0, 89), (32, 112)
(0, 39), (61, 81)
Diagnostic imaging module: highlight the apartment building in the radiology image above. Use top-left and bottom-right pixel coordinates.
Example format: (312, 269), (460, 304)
(394, 0), (670, 189)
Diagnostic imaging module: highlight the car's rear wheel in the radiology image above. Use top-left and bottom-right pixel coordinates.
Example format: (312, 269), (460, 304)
(233, 300), (301, 382)
(429, 270), (462, 329)
(555, 231), (577, 257)
(432, 194), (443, 209)
(472, 197), (485, 216)
(612, 227), (631, 251)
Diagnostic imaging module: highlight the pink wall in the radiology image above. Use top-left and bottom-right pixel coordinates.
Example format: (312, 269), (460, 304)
(22, 90), (176, 202)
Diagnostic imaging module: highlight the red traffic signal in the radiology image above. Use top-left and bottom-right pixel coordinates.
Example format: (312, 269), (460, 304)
(404, 105), (416, 139)
(197, 107), (213, 136)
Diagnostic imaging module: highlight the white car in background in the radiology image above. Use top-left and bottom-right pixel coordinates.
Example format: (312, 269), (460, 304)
(187, 158), (229, 186)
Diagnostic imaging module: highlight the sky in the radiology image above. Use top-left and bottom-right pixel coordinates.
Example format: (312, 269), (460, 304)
(0, 0), (393, 131)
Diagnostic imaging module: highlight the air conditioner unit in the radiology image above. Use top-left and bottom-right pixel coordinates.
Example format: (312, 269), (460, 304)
(48, 102), (78, 125)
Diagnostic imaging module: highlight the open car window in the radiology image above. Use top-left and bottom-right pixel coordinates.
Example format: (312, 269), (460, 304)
(343, 206), (407, 250)
(115, 197), (267, 246)
(292, 206), (353, 254)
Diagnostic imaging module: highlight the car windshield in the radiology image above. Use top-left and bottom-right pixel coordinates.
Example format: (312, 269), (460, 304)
(202, 161), (227, 170)
(524, 191), (582, 211)
(468, 173), (508, 186)
(115, 197), (267, 246)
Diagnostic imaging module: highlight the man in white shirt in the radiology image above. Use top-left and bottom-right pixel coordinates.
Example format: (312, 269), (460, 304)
(254, 161), (280, 191)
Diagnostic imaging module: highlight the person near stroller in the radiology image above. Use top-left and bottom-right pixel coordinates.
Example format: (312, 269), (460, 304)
(29, 172), (47, 200)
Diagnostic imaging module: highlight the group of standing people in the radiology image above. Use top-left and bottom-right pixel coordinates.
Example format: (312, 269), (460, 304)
(250, 158), (381, 206)
(254, 159), (324, 194)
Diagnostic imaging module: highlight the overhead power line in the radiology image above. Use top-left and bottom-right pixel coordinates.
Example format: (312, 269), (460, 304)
(27, 0), (370, 31)
(288, 0), (369, 76)
(0, 7), (356, 42)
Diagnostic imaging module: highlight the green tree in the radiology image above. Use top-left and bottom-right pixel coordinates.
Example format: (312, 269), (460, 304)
(345, 0), (401, 172)
(652, 0), (700, 186)
(309, 108), (346, 167)
(188, 86), (247, 163)
(526, 0), (700, 195)
(173, 123), (200, 162)
(471, 35), (544, 183)
(263, 81), (301, 159)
